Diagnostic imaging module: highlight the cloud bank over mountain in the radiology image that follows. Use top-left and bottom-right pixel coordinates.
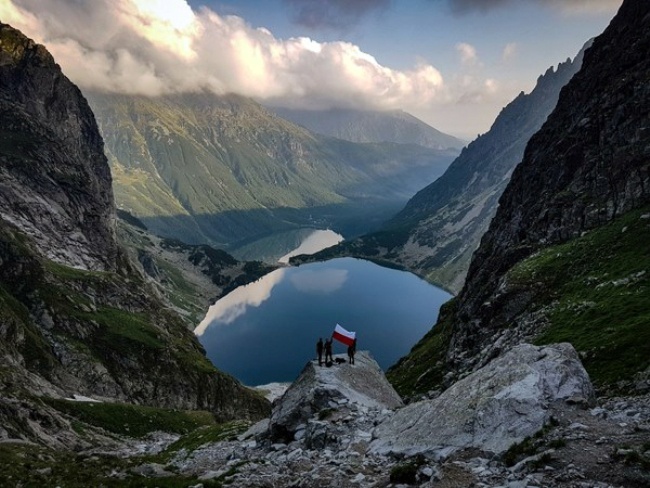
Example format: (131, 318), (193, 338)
(0, 0), (619, 136)
(2, 0), (454, 112)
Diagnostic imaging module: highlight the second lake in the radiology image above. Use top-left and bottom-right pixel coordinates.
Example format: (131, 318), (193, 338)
(195, 257), (452, 386)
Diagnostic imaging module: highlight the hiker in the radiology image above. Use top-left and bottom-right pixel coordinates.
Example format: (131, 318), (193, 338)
(316, 337), (324, 366)
(324, 338), (333, 364)
(347, 338), (356, 365)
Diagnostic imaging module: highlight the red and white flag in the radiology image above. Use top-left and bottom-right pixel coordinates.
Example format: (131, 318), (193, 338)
(332, 323), (356, 347)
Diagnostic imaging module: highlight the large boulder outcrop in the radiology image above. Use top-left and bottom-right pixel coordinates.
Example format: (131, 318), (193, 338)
(371, 343), (594, 458)
(269, 351), (403, 442)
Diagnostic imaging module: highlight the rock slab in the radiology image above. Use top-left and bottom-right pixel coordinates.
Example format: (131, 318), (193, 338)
(371, 343), (594, 457)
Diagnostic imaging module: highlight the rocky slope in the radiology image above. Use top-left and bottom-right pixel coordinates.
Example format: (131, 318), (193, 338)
(116, 210), (275, 326)
(388, 0), (650, 398)
(271, 106), (465, 150)
(88, 92), (457, 248)
(21, 347), (646, 487)
(299, 43), (588, 293)
(0, 23), (269, 447)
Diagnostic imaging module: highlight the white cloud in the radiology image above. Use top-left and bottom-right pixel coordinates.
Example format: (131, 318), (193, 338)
(502, 42), (518, 62)
(3, 0), (528, 136)
(456, 42), (478, 66)
(3, 0), (450, 114)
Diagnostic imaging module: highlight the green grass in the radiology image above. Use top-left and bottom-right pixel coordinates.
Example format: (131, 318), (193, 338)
(0, 399), (253, 486)
(502, 418), (559, 467)
(508, 206), (650, 390)
(386, 298), (457, 398)
(43, 260), (110, 281)
(0, 442), (224, 488)
(44, 398), (217, 438)
(89, 307), (165, 352)
(164, 420), (250, 454)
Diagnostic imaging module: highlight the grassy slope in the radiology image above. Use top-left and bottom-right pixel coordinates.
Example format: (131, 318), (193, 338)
(88, 93), (455, 246)
(0, 398), (252, 487)
(510, 205), (650, 390)
(387, 205), (650, 398)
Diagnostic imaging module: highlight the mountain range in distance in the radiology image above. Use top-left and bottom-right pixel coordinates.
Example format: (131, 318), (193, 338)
(270, 106), (466, 151)
(87, 92), (461, 255)
(294, 41), (591, 293)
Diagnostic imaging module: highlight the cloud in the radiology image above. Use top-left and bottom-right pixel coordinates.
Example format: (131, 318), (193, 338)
(448, 0), (622, 15)
(456, 42), (478, 66)
(4, 0), (448, 112)
(502, 42), (518, 62)
(284, 0), (390, 30)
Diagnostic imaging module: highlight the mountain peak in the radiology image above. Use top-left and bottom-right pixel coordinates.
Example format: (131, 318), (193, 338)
(0, 22), (54, 67)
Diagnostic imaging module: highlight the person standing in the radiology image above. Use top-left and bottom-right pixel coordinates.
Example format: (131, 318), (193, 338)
(324, 338), (333, 364)
(347, 338), (356, 365)
(316, 338), (324, 366)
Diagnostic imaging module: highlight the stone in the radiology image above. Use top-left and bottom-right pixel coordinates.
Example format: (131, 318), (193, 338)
(371, 344), (594, 457)
(269, 351), (403, 442)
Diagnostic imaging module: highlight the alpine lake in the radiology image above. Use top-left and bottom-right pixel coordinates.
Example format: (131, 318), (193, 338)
(196, 230), (452, 386)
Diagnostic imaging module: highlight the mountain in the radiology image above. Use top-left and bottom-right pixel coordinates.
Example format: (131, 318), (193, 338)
(301, 43), (589, 293)
(270, 106), (466, 150)
(0, 23), (268, 446)
(87, 93), (458, 249)
(116, 210), (276, 326)
(387, 0), (650, 398)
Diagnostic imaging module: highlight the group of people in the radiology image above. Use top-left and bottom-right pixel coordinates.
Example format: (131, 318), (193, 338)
(316, 337), (356, 366)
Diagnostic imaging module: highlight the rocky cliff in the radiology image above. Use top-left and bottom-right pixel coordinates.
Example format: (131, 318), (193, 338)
(116, 211), (275, 326)
(388, 0), (650, 397)
(297, 43), (587, 293)
(0, 23), (117, 272)
(0, 23), (269, 446)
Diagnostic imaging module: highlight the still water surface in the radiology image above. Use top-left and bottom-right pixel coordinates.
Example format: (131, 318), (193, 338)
(196, 257), (451, 385)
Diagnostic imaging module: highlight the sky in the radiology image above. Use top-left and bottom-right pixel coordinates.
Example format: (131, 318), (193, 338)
(0, 0), (621, 139)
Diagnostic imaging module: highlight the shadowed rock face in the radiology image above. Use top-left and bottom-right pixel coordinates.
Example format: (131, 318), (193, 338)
(0, 24), (270, 446)
(0, 22), (118, 272)
(269, 351), (403, 443)
(440, 0), (650, 377)
(372, 343), (594, 458)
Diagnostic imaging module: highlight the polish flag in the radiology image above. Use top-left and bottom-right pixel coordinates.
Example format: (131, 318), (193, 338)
(332, 323), (356, 347)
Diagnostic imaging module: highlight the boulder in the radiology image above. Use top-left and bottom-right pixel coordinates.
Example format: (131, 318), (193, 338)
(371, 343), (594, 457)
(269, 351), (403, 442)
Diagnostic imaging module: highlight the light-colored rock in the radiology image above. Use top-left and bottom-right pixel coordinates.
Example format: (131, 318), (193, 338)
(269, 351), (403, 442)
(371, 343), (594, 457)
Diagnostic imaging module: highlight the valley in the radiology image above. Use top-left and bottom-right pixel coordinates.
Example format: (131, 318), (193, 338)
(1, 0), (649, 486)
(88, 92), (459, 254)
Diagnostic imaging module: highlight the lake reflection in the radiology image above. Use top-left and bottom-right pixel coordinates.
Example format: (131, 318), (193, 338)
(196, 258), (451, 386)
(278, 229), (343, 264)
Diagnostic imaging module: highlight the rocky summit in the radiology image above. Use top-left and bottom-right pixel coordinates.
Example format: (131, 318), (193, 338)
(126, 345), (650, 487)
(269, 351), (404, 443)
